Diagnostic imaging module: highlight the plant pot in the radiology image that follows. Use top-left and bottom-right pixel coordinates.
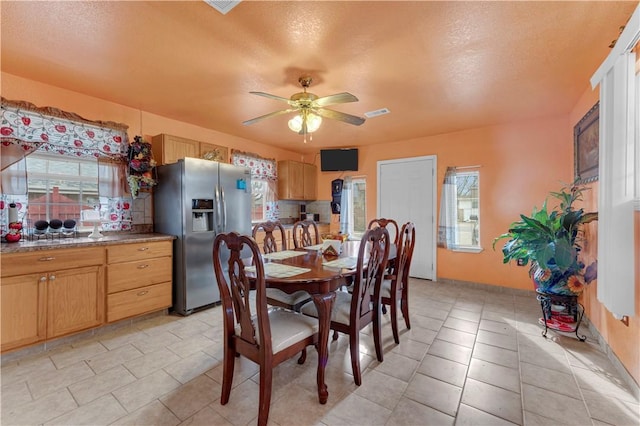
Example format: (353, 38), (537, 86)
(531, 264), (586, 296)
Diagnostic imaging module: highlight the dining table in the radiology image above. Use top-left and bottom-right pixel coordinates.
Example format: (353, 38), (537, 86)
(247, 240), (396, 405)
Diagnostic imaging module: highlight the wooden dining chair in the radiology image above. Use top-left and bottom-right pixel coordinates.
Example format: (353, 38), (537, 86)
(380, 222), (416, 343)
(300, 227), (390, 386)
(213, 232), (319, 426)
(368, 218), (400, 246)
(292, 219), (321, 248)
(251, 221), (311, 311)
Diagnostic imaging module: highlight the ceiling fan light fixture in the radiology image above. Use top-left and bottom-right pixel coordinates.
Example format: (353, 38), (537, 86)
(288, 112), (322, 133)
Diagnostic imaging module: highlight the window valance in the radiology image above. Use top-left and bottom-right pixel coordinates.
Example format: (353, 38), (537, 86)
(230, 149), (277, 181)
(1, 97), (129, 170)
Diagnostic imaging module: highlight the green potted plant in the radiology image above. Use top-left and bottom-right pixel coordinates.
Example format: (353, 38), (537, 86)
(493, 180), (598, 296)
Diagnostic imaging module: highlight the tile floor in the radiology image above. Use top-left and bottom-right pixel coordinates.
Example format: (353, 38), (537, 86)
(2, 279), (639, 425)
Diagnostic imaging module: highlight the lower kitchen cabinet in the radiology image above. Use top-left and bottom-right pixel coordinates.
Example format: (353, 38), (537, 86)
(106, 240), (173, 322)
(0, 247), (105, 352)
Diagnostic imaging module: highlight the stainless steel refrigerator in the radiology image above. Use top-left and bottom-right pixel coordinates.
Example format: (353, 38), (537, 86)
(154, 157), (252, 315)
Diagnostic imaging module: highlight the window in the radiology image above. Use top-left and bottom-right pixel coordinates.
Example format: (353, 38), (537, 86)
(25, 152), (99, 223)
(339, 177), (366, 239)
(455, 171), (480, 248)
(351, 178), (367, 238)
(251, 179), (277, 222)
(438, 167), (481, 251)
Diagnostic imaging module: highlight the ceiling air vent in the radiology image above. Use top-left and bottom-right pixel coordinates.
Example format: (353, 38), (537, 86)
(364, 108), (390, 118)
(204, 0), (242, 15)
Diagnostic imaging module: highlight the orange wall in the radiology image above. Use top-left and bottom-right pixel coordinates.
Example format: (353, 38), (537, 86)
(570, 86), (640, 386)
(1, 72), (306, 163)
(314, 117), (573, 290)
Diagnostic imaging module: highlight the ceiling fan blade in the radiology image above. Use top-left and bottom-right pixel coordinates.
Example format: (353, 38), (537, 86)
(249, 91), (292, 103)
(242, 108), (295, 126)
(314, 108), (366, 126)
(314, 92), (359, 107)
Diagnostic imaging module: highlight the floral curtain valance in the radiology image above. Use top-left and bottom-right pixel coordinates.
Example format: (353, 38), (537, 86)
(1, 97), (129, 167)
(230, 149), (277, 181)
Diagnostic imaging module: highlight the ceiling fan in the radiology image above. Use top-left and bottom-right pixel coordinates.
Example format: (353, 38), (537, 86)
(242, 76), (366, 142)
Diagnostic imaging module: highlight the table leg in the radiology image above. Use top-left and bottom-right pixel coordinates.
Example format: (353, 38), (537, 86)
(311, 292), (336, 404)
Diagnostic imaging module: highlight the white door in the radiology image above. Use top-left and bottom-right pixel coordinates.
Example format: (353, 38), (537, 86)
(377, 156), (436, 280)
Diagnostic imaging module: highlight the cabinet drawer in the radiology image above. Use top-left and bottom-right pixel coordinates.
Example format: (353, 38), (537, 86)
(107, 241), (172, 264)
(1, 247), (104, 278)
(107, 281), (172, 323)
(107, 256), (172, 293)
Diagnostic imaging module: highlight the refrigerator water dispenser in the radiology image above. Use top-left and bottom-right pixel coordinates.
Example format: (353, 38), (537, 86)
(192, 199), (213, 232)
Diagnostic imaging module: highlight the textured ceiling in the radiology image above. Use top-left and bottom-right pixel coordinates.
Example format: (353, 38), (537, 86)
(1, 1), (636, 154)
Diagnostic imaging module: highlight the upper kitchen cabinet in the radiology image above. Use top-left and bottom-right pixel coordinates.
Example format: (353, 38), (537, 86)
(151, 134), (229, 165)
(278, 160), (317, 200)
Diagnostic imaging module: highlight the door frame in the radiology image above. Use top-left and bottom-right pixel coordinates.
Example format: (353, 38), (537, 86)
(376, 155), (437, 281)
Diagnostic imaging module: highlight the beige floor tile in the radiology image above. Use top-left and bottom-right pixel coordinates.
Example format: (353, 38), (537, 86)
(523, 410), (573, 425)
(0, 355), (57, 387)
(455, 403), (519, 425)
(571, 364), (639, 403)
(44, 394), (126, 425)
(436, 327), (477, 348)
(427, 339), (473, 365)
(410, 312), (446, 330)
(132, 331), (183, 354)
(160, 375), (221, 420)
(403, 325), (437, 345)
(467, 358), (520, 393)
(479, 318), (518, 336)
(449, 307), (482, 321)
(49, 341), (107, 369)
(481, 309), (516, 323)
(206, 353), (261, 387)
(269, 383), (340, 426)
(209, 379), (260, 426)
(111, 400), (181, 426)
(178, 405), (233, 426)
(371, 352), (419, 382)
(517, 336), (572, 374)
(520, 361), (579, 398)
(164, 351), (219, 384)
(166, 334), (217, 359)
(123, 347), (182, 378)
(461, 378), (522, 424)
(1, 380), (33, 408)
(475, 329), (517, 351)
(96, 326), (146, 351)
(417, 353), (468, 387)
(581, 388), (640, 425)
(389, 338), (429, 361)
(471, 342), (519, 369)
(112, 369), (182, 413)
(321, 393), (391, 426)
(521, 383), (590, 425)
(483, 303), (516, 315)
(86, 343), (144, 374)
(385, 396), (454, 425)
(28, 361), (95, 400)
(168, 319), (214, 340)
(1, 388), (77, 425)
(353, 370), (407, 410)
(68, 364), (137, 405)
(443, 316), (479, 334)
(405, 373), (462, 416)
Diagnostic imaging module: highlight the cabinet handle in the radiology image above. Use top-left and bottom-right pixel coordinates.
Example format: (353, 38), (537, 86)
(137, 264), (149, 269)
(138, 247), (149, 251)
(40, 276), (47, 282)
(137, 290), (148, 297)
(38, 256), (56, 262)
(49, 275), (56, 281)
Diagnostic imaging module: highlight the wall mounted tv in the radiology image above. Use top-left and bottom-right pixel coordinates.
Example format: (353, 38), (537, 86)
(320, 148), (359, 172)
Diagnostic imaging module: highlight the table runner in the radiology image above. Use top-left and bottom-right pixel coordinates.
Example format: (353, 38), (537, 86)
(322, 257), (358, 270)
(245, 263), (311, 278)
(261, 250), (307, 260)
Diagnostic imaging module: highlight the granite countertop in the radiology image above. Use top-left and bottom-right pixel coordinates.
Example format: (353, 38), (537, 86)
(0, 232), (175, 254)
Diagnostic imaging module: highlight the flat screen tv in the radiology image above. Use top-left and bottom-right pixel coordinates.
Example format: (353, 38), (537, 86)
(320, 148), (358, 172)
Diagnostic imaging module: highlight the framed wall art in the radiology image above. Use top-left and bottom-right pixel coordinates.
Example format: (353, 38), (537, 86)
(574, 102), (599, 184)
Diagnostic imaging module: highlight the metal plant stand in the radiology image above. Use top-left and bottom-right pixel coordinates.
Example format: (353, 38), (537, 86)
(536, 289), (586, 341)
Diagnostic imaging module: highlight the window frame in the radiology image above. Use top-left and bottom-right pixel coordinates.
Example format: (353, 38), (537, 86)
(452, 170), (482, 253)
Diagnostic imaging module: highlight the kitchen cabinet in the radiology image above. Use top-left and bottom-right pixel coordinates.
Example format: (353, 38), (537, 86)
(152, 134), (228, 165)
(278, 160), (317, 200)
(0, 247), (105, 351)
(106, 240), (173, 322)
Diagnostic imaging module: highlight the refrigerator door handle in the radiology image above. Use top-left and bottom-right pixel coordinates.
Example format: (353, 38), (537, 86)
(220, 185), (227, 231)
(214, 184), (221, 233)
